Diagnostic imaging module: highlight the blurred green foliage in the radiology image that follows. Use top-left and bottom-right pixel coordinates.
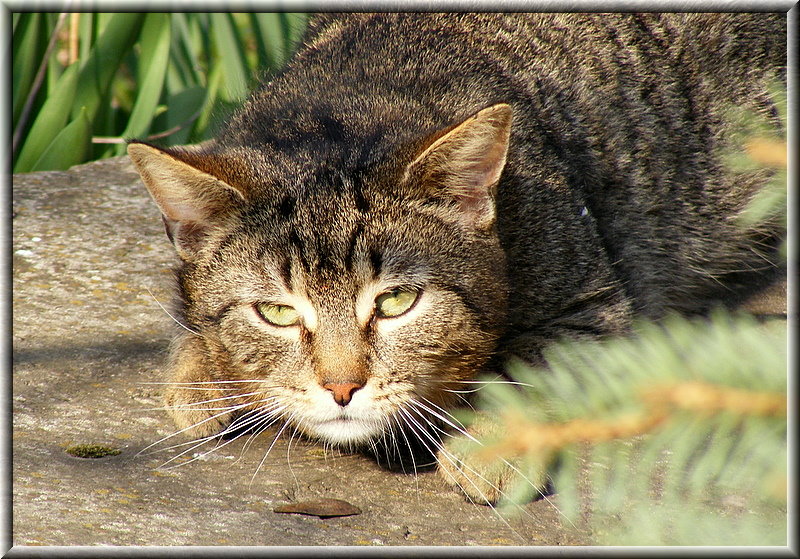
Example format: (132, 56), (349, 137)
(478, 311), (787, 545)
(469, 78), (787, 545)
(12, 12), (308, 173)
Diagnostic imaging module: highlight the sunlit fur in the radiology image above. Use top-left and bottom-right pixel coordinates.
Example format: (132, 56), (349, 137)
(131, 13), (785, 509)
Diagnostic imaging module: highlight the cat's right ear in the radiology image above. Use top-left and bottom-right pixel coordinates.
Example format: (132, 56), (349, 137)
(403, 103), (512, 232)
(127, 142), (245, 259)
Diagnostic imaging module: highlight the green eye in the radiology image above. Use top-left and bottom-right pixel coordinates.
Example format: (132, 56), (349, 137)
(255, 303), (300, 327)
(375, 288), (419, 318)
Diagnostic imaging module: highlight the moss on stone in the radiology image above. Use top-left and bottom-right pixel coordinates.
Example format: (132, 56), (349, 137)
(65, 444), (122, 458)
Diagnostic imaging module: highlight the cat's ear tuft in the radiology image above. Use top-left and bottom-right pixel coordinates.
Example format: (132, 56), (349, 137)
(128, 142), (246, 259)
(405, 103), (512, 231)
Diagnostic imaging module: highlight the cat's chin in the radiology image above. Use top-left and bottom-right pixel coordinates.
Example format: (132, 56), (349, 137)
(301, 417), (385, 447)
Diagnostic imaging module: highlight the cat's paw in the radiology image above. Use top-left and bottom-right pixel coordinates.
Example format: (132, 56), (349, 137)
(161, 335), (235, 439)
(164, 383), (234, 439)
(436, 446), (517, 505)
(435, 413), (547, 505)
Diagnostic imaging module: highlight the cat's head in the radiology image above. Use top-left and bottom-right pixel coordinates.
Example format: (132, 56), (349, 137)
(129, 104), (512, 447)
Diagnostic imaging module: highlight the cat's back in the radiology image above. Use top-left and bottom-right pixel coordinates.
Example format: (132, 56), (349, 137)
(223, 13), (785, 325)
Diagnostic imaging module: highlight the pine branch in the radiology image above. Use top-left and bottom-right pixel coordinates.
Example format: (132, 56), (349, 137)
(473, 312), (787, 545)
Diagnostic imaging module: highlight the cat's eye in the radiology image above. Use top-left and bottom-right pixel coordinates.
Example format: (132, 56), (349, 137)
(255, 303), (301, 327)
(374, 288), (419, 318)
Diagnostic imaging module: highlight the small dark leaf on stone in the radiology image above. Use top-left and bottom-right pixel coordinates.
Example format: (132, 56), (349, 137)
(273, 498), (362, 518)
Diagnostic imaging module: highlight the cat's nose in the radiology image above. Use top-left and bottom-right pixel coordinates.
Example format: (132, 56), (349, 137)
(322, 382), (364, 406)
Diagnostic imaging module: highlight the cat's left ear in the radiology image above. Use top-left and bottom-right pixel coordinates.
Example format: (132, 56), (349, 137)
(127, 141), (246, 259)
(404, 103), (512, 231)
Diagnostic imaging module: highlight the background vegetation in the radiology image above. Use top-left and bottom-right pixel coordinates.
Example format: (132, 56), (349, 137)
(12, 12), (308, 173)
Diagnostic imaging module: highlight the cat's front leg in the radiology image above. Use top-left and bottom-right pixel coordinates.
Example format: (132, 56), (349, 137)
(436, 412), (548, 505)
(162, 334), (234, 439)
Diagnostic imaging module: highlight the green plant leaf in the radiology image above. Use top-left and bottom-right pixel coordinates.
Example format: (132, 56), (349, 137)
(30, 107), (92, 172)
(251, 13), (285, 71)
(117, 13), (171, 152)
(193, 58), (225, 140)
(14, 61), (80, 173)
(281, 13), (307, 56)
(167, 13), (204, 89)
(77, 13), (94, 62)
(210, 13), (250, 102)
(71, 12), (145, 123)
(12, 13), (46, 127)
(150, 86), (207, 145)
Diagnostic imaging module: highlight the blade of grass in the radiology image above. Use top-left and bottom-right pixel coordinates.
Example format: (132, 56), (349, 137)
(13, 12), (69, 155)
(150, 86), (207, 145)
(168, 13), (204, 89)
(31, 106), (93, 172)
(193, 61), (225, 141)
(210, 12), (250, 102)
(117, 13), (171, 152)
(281, 13), (307, 57)
(78, 12), (93, 61)
(14, 61), (80, 173)
(251, 13), (285, 71)
(12, 13), (45, 126)
(46, 13), (66, 92)
(71, 12), (145, 122)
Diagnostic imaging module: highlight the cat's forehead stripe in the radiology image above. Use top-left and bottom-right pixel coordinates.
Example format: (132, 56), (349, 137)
(278, 194), (296, 219)
(343, 222), (364, 273)
(278, 256), (293, 293)
(353, 185), (370, 213)
(288, 229), (308, 270)
(369, 247), (383, 279)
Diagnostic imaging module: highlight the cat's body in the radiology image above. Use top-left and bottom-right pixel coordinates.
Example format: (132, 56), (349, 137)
(129, 13), (785, 503)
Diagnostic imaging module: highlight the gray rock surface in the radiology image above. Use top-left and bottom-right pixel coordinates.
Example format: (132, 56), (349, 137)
(11, 156), (585, 549)
(10, 156), (786, 551)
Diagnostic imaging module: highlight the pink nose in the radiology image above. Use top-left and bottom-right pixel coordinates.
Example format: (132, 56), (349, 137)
(323, 382), (364, 406)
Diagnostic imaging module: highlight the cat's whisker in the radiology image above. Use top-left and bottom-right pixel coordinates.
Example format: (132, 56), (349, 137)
(140, 380), (272, 385)
(387, 416), (427, 502)
(166, 390), (266, 408)
(251, 414), (296, 484)
(141, 405), (248, 413)
(396, 408), (520, 520)
(382, 413), (420, 477)
(403, 400), (544, 523)
(143, 405), (271, 458)
(448, 391), (477, 410)
(431, 378), (537, 389)
(495, 459), (576, 530)
(139, 386), (250, 392)
(157, 402), (287, 469)
(284, 428), (300, 490)
(413, 396), (573, 524)
(136, 400), (258, 457)
(403, 403), (452, 440)
(419, 400), (561, 519)
(398, 409), (532, 542)
(144, 285), (200, 335)
(240, 406), (290, 455)
(406, 397), (478, 444)
(155, 429), (233, 469)
(441, 387), (483, 394)
(138, 393), (281, 458)
(139, 390), (270, 412)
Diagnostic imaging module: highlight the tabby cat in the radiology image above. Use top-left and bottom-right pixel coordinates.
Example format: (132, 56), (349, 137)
(128, 13), (785, 504)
